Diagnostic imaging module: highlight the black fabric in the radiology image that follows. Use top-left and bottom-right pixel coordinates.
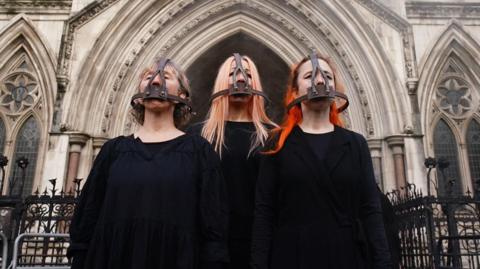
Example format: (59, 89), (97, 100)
(189, 121), (265, 269)
(68, 134), (229, 269)
(141, 138), (175, 154)
(251, 125), (392, 269)
(303, 130), (333, 161)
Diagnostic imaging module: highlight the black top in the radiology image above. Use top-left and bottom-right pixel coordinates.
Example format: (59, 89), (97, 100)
(68, 134), (229, 269)
(222, 121), (261, 239)
(141, 138), (175, 154)
(303, 130), (333, 161)
(252, 125), (392, 269)
(189, 121), (266, 268)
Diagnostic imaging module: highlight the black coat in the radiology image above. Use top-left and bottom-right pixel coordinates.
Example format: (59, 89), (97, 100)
(251, 125), (392, 269)
(68, 134), (229, 269)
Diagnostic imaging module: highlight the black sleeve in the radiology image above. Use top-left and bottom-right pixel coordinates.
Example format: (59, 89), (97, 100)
(251, 155), (277, 269)
(198, 140), (229, 263)
(357, 135), (393, 269)
(67, 138), (118, 269)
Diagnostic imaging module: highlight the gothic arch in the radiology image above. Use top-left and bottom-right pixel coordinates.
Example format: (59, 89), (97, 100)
(63, 0), (409, 142)
(419, 21), (480, 141)
(0, 14), (56, 194)
(0, 14), (57, 130)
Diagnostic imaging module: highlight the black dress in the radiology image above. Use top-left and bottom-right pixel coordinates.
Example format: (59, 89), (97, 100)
(68, 134), (229, 269)
(189, 121), (264, 269)
(251, 126), (392, 269)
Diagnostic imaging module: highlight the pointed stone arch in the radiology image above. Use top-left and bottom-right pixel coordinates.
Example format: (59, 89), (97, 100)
(0, 14), (57, 130)
(0, 14), (56, 195)
(64, 0), (410, 142)
(419, 21), (480, 153)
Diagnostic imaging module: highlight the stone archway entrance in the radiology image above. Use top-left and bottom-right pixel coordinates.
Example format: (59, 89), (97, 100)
(186, 32), (290, 124)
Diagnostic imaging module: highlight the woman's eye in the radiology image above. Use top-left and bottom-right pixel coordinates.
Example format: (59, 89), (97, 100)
(323, 72), (333, 80)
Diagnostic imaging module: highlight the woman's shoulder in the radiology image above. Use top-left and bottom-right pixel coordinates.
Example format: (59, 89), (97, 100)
(99, 135), (130, 150)
(335, 126), (367, 144)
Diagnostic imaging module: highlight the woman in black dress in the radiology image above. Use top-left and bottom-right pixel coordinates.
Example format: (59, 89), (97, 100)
(68, 57), (229, 269)
(251, 53), (392, 269)
(195, 53), (275, 269)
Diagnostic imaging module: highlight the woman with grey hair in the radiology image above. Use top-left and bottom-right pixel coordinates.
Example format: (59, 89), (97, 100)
(68, 57), (229, 269)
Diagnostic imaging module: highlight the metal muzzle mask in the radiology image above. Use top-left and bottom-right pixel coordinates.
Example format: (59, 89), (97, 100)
(130, 57), (192, 111)
(286, 53), (349, 112)
(210, 53), (268, 102)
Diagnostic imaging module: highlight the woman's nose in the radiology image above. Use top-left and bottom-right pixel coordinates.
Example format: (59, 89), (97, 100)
(314, 73), (325, 85)
(234, 71), (245, 82)
(151, 74), (163, 85)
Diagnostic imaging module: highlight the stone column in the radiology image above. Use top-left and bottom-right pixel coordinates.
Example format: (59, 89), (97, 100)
(65, 133), (89, 193)
(367, 139), (383, 190)
(386, 135), (407, 190)
(92, 137), (109, 163)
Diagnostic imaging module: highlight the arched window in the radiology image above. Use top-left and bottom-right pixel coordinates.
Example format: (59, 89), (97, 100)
(9, 117), (40, 197)
(0, 118), (5, 154)
(433, 119), (462, 195)
(467, 120), (480, 193)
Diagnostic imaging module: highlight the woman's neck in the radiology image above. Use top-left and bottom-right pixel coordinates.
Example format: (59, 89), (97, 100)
(227, 103), (252, 122)
(135, 109), (183, 142)
(299, 106), (334, 134)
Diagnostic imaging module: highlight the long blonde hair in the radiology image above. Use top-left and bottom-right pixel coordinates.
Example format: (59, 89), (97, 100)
(201, 55), (276, 157)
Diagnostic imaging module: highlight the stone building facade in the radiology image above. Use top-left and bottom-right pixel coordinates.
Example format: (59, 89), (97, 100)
(0, 0), (479, 196)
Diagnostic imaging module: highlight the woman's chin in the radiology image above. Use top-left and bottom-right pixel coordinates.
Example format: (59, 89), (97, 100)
(144, 100), (172, 111)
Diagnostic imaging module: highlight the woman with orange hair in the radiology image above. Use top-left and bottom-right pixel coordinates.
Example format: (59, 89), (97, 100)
(251, 53), (392, 269)
(192, 53), (276, 269)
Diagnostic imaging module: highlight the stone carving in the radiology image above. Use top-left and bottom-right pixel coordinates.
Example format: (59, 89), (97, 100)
(436, 77), (473, 117)
(355, 0), (418, 79)
(0, 0), (72, 9)
(1, 62), (40, 115)
(406, 3), (480, 19)
(101, 0), (195, 133)
(58, 0), (120, 76)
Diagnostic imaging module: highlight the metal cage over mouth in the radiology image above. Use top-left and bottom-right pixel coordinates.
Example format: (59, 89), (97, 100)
(286, 52), (349, 112)
(209, 53), (269, 102)
(130, 57), (192, 111)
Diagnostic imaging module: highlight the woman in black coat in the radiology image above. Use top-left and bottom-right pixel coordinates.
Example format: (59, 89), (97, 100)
(192, 53), (276, 269)
(68, 57), (229, 269)
(251, 53), (392, 269)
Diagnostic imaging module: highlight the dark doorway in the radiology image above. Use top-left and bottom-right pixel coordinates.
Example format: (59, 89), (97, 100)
(186, 32), (290, 126)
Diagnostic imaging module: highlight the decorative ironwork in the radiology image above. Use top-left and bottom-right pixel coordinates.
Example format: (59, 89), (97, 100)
(388, 163), (480, 269)
(14, 178), (77, 267)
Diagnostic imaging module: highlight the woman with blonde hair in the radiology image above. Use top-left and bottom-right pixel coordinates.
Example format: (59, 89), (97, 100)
(68, 57), (228, 269)
(251, 53), (392, 269)
(191, 53), (276, 269)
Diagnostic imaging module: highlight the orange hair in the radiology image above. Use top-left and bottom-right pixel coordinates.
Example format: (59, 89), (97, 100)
(267, 54), (345, 154)
(201, 55), (276, 158)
